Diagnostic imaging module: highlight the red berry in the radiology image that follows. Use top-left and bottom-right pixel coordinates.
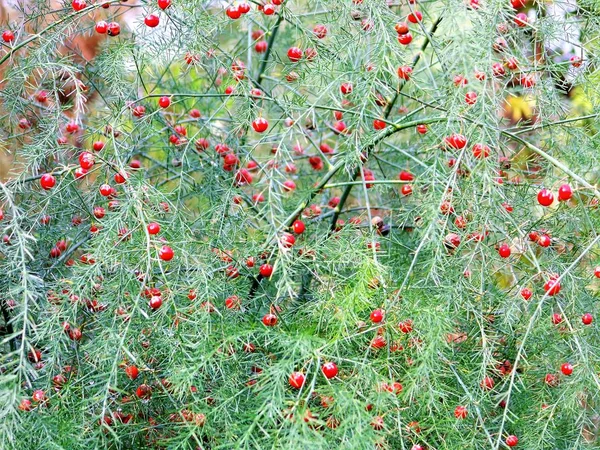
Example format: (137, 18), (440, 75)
(144, 14), (160, 27)
(147, 222), (160, 235)
(149, 295), (163, 310)
(551, 313), (563, 325)
(99, 184), (112, 197)
(582, 313), (593, 325)
(71, 0), (86, 11)
(370, 308), (384, 323)
(292, 220), (305, 234)
(255, 40), (268, 53)
(93, 141), (105, 151)
(125, 365), (139, 380)
(472, 143), (490, 159)
(158, 245), (174, 261)
(520, 287), (532, 301)
(454, 405), (467, 419)
(416, 124), (427, 134)
(158, 0), (171, 9)
(395, 22), (409, 34)
(95, 21), (108, 34)
(262, 313), (277, 326)
(288, 371), (305, 389)
(158, 96), (171, 108)
(259, 263), (273, 277)
(407, 11), (422, 23)
(2, 30), (15, 43)
(226, 5), (241, 19)
(107, 22), (121, 36)
(558, 184), (572, 201)
(313, 24), (327, 38)
(373, 119), (386, 130)
(40, 174), (56, 190)
(397, 65), (412, 80)
(252, 117), (269, 133)
(321, 362), (338, 379)
(340, 82), (353, 95)
(498, 243), (511, 258)
(514, 12), (528, 27)
(506, 435), (519, 447)
(537, 188), (554, 206)
(544, 276), (561, 296)
(287, 47), (302, 62)
(560, 362), (573, 376)
(397, 32), (412, 45)
(136, 383), (152, 399)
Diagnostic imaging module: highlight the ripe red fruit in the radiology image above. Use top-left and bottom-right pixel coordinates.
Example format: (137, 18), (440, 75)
(506, 435), (519, 447)
(395, 22), (409, 34)
(558, 184), (573, 201)
(259, 263), (273, 277)
(107, 22), (121, 36)
(158, 245), (174, 261)
(510, 0), (526, 8)
(262, 313), (277, 326)
(397, 66), (412, 80)
(373, 119), (386, 130)
(288, 371), (305, 389)
(78, 152), (94, 170)
(125, 365), (139, 380)
(255, 40), (268, 53)
(262, 3), (276, 15)
(145, 14), (160, 27)
(340, 82), (353, 95)
(498, 243), (511, 258)
(280, 233), (296, 247)
(560, 363), (573, 376)
(398, 319), (413, 334)
(251, 117), (269, 133)
(292, 220), (305, 234)
(99, 184), (112, 197)
(416, 124), (427, 134)
(147, 222), (160, 235)
(313, 24), (327, 39)
(158, 96), (171, 108)
(465, 91), (478, 105)
(537, 234), (551, 248)
(407, 11), (422, 23)
(71, 0), (86, 11)
(551, 313), (563, 325)
(397, 32), (412, 45)
(480, 376), (494, 390)
(520, 287), (532, 300)
(582, 313), (593, 325)
(322, 362), (338, 379)
(444, 133), (467, 149)
(136, 383), (152, 399)
(149, 295), (163, 310)
(287, 47), (302, 62)
(514, 12), (528, 27)
(544, 276), (561, 296)
(472, 143), (490, 159)
(158, 0), (171, 9)
(93, 141), (105, 151)
(95, 21), (108, 34)
(2, 30), (15, 43)
(454, 405), (468, 419)
(595, 267), (600, 278)
(537, 188), (554, 206)
(40, 174), (56, 190)
(226, 4), (241, 19)
(370, 308), (384, 323)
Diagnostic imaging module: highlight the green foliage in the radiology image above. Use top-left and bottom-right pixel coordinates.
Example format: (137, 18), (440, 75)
(1, 0), (600, 449)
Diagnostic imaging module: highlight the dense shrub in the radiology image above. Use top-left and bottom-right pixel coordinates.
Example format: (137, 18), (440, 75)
(1, 0), (600, 448)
